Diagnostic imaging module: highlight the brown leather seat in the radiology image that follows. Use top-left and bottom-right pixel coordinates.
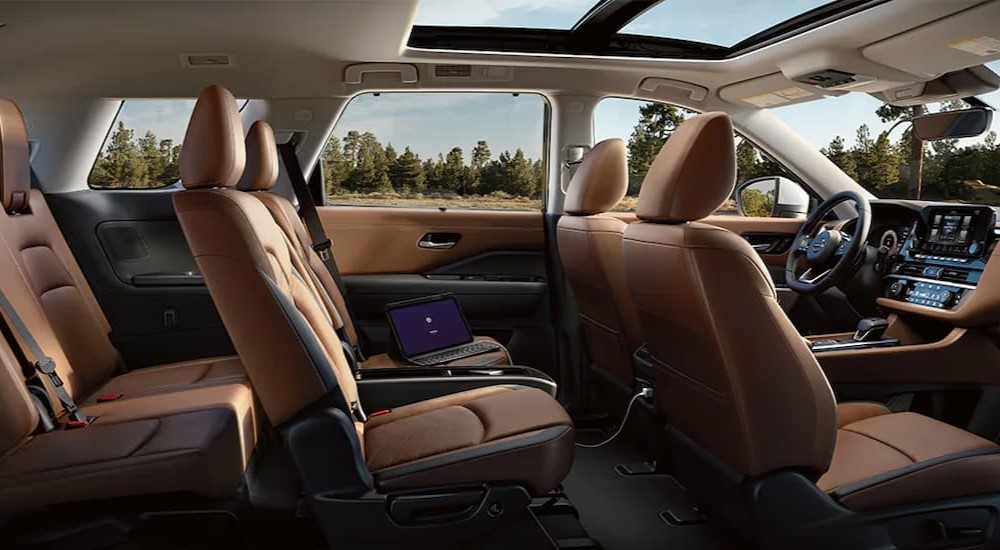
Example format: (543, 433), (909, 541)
(622, 112), (1000, 519)
(556, 139), (642, 391)
(175, 85), (572, 496)
(0, 98), (256, 513)
(235, 120), (509, 369)
(0, 99), (246, 404)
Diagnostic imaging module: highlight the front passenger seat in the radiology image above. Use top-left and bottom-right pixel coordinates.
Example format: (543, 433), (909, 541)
(557, 139), (642, 393)
(622, 112), (1000, 548)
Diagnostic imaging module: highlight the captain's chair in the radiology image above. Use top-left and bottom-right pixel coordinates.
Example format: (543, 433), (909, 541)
(623, 112), (1000, 549)
(557, 139), (643, 393)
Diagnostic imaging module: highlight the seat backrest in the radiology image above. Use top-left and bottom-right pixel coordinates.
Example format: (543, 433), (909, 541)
(235, 121), (357, 347)
(0, 98), (111, 401)
(174, 86), (359, 428)
(0, 333), (39, 460)
(0, 99), (122, 399)
(556, 139), (642, 389)
(621, 112), (836, 478)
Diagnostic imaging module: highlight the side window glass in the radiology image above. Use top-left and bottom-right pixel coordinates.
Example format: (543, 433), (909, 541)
(323, 92), (548, 210)
(593, 98), (802, 216)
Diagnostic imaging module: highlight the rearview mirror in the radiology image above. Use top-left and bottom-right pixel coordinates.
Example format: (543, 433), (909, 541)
(735, 177), (809, 218)
(911, 107), (993, 141)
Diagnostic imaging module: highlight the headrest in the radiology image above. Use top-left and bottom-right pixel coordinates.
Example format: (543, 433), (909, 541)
(180, 85), (246, 189)
(564, 138), (628, 216)
(237, 120), (279, 192)
(0, 98), (31, 213)
(635, 112), (736, 223)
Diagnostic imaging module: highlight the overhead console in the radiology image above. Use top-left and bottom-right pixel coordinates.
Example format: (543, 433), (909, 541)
(880, 204), (1000, 324)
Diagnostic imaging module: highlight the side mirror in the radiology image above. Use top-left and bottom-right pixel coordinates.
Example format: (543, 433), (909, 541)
(735, 176), (809, 218)
(911, 107), (993, 141)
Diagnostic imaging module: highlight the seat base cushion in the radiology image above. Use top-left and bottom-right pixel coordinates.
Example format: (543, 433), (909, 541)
(365, 385), (573, 496)
(360, 336), (509, 369)
(0, 408), (245, 513)
(83, 355), (245, 405)
(818, 404), (1000, 511)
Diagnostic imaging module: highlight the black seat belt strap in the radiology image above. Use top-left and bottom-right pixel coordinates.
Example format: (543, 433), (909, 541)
(0, 288), (91, 428)
(277, 143), (363, 354)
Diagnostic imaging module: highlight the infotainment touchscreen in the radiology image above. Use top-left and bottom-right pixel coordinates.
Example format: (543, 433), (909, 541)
(917, 205), (996, 257)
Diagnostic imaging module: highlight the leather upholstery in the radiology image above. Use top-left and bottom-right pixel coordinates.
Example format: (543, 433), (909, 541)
(180, 85), (245, 189)
(564, 139), (628, 215)
(820, 408), (1000, 510)
(367, 386), (574, 495)
(635, 112), (736, 224)
(624, 218), (837, 477)
(238, 120), (511, 367)
(557, 140), (642, 389)
(623, 110), (1000, 517)
(177, 86), (573, 496)
(0, 96), (255, 512)
(0, 99), (29, 213)
(236, 120), (279, 192)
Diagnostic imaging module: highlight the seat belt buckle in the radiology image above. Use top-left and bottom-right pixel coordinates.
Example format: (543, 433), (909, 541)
(96, 393), (124, 403)
(64, 417), (94, 430)
(350, 401), (368, 423)
(313, 239), (332, 261)
(34, 357), (63, 386)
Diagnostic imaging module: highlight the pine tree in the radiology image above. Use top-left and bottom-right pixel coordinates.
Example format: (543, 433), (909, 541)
(322, 135), (350, 195)
(390, 146), (425, 191)
(821, 136), (858, 181)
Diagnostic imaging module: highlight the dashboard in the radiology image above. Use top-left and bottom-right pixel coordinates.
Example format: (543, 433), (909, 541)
(872, 201), (998, 317)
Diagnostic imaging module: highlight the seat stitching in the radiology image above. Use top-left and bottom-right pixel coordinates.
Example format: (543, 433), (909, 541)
(840, 427), (918, 463)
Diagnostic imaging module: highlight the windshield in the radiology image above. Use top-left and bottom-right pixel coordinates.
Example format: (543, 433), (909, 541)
(773, 61), (1000, 205)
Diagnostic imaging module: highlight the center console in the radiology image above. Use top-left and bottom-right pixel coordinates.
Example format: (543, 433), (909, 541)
(881, 205), (996, 312)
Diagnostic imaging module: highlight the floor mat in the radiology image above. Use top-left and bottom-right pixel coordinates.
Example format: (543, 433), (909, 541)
(563, 429), (744, 550)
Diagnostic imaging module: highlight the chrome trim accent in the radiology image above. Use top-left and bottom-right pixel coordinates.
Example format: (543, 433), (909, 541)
(356, 375), (558, 396)
(798, 268), (831, 284)
(811, 339), (899, 353)
(885, 274), (976, 291)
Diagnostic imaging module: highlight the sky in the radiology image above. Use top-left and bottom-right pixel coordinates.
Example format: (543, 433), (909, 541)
(105, 1), (1000, 164)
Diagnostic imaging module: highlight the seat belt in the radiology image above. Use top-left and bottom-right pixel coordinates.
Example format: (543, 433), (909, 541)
(0, 288), (92, 429)
(277, 142), (364, 357)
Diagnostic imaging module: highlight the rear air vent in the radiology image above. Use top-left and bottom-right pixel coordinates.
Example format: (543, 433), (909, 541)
(181, 54), (233, 68)
(940, 268), (972, 284)
(435, 65), (473, 78)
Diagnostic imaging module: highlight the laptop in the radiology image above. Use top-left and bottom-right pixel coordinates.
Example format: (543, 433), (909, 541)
(385, 293), (502, 366)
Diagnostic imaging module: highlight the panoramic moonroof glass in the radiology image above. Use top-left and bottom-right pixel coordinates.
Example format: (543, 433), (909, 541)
(413, 0), (599, 29)
(619, 0), (835, 47)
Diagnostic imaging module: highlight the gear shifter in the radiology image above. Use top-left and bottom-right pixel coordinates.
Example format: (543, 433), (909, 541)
(854, 317), (889, 342)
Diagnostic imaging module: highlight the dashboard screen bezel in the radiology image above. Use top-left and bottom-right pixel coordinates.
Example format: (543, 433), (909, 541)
(914, 205), (996, 258)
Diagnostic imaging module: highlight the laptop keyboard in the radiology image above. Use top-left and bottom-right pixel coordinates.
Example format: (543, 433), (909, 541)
(413, 341), (501, 366)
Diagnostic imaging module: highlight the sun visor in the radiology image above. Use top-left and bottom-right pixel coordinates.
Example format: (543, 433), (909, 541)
(874, 65), (1000, 107)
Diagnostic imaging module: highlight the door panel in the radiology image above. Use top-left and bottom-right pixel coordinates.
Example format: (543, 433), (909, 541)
(319, 207), (545, 275)
(47, 190), (234, 368)
(319, 206), (556, 373)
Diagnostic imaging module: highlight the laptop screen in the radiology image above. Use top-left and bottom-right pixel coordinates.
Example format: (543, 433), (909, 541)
(386, 295), (473, 358)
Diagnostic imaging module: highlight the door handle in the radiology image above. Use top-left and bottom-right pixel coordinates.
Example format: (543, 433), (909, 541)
(751, 243), (773, 252)
(418, 233), (460, 250)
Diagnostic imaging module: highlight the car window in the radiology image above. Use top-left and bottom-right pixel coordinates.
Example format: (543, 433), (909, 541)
(772, 60), (1000, 205)
(88, 98), (247, 190)
(323, 92), (547, 210)
(593, 97), (798, 214)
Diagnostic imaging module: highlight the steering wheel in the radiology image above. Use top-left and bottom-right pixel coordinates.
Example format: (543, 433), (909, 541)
(785, 190), (871, 294)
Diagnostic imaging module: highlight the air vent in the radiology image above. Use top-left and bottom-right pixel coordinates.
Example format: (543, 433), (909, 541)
(181, 53), (233, 68)
(435, 65), (473, 78)
(941, 268), (972, 284)
(896, 264), (925, 277)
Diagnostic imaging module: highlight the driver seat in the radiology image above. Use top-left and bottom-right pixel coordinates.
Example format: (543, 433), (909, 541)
(623, 112), (1000, 548)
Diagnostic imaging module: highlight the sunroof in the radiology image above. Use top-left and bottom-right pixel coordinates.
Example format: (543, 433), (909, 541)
(413, 0), (598, 29)
(620, 0), (835, 47)
(409, 0), (882, 59)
